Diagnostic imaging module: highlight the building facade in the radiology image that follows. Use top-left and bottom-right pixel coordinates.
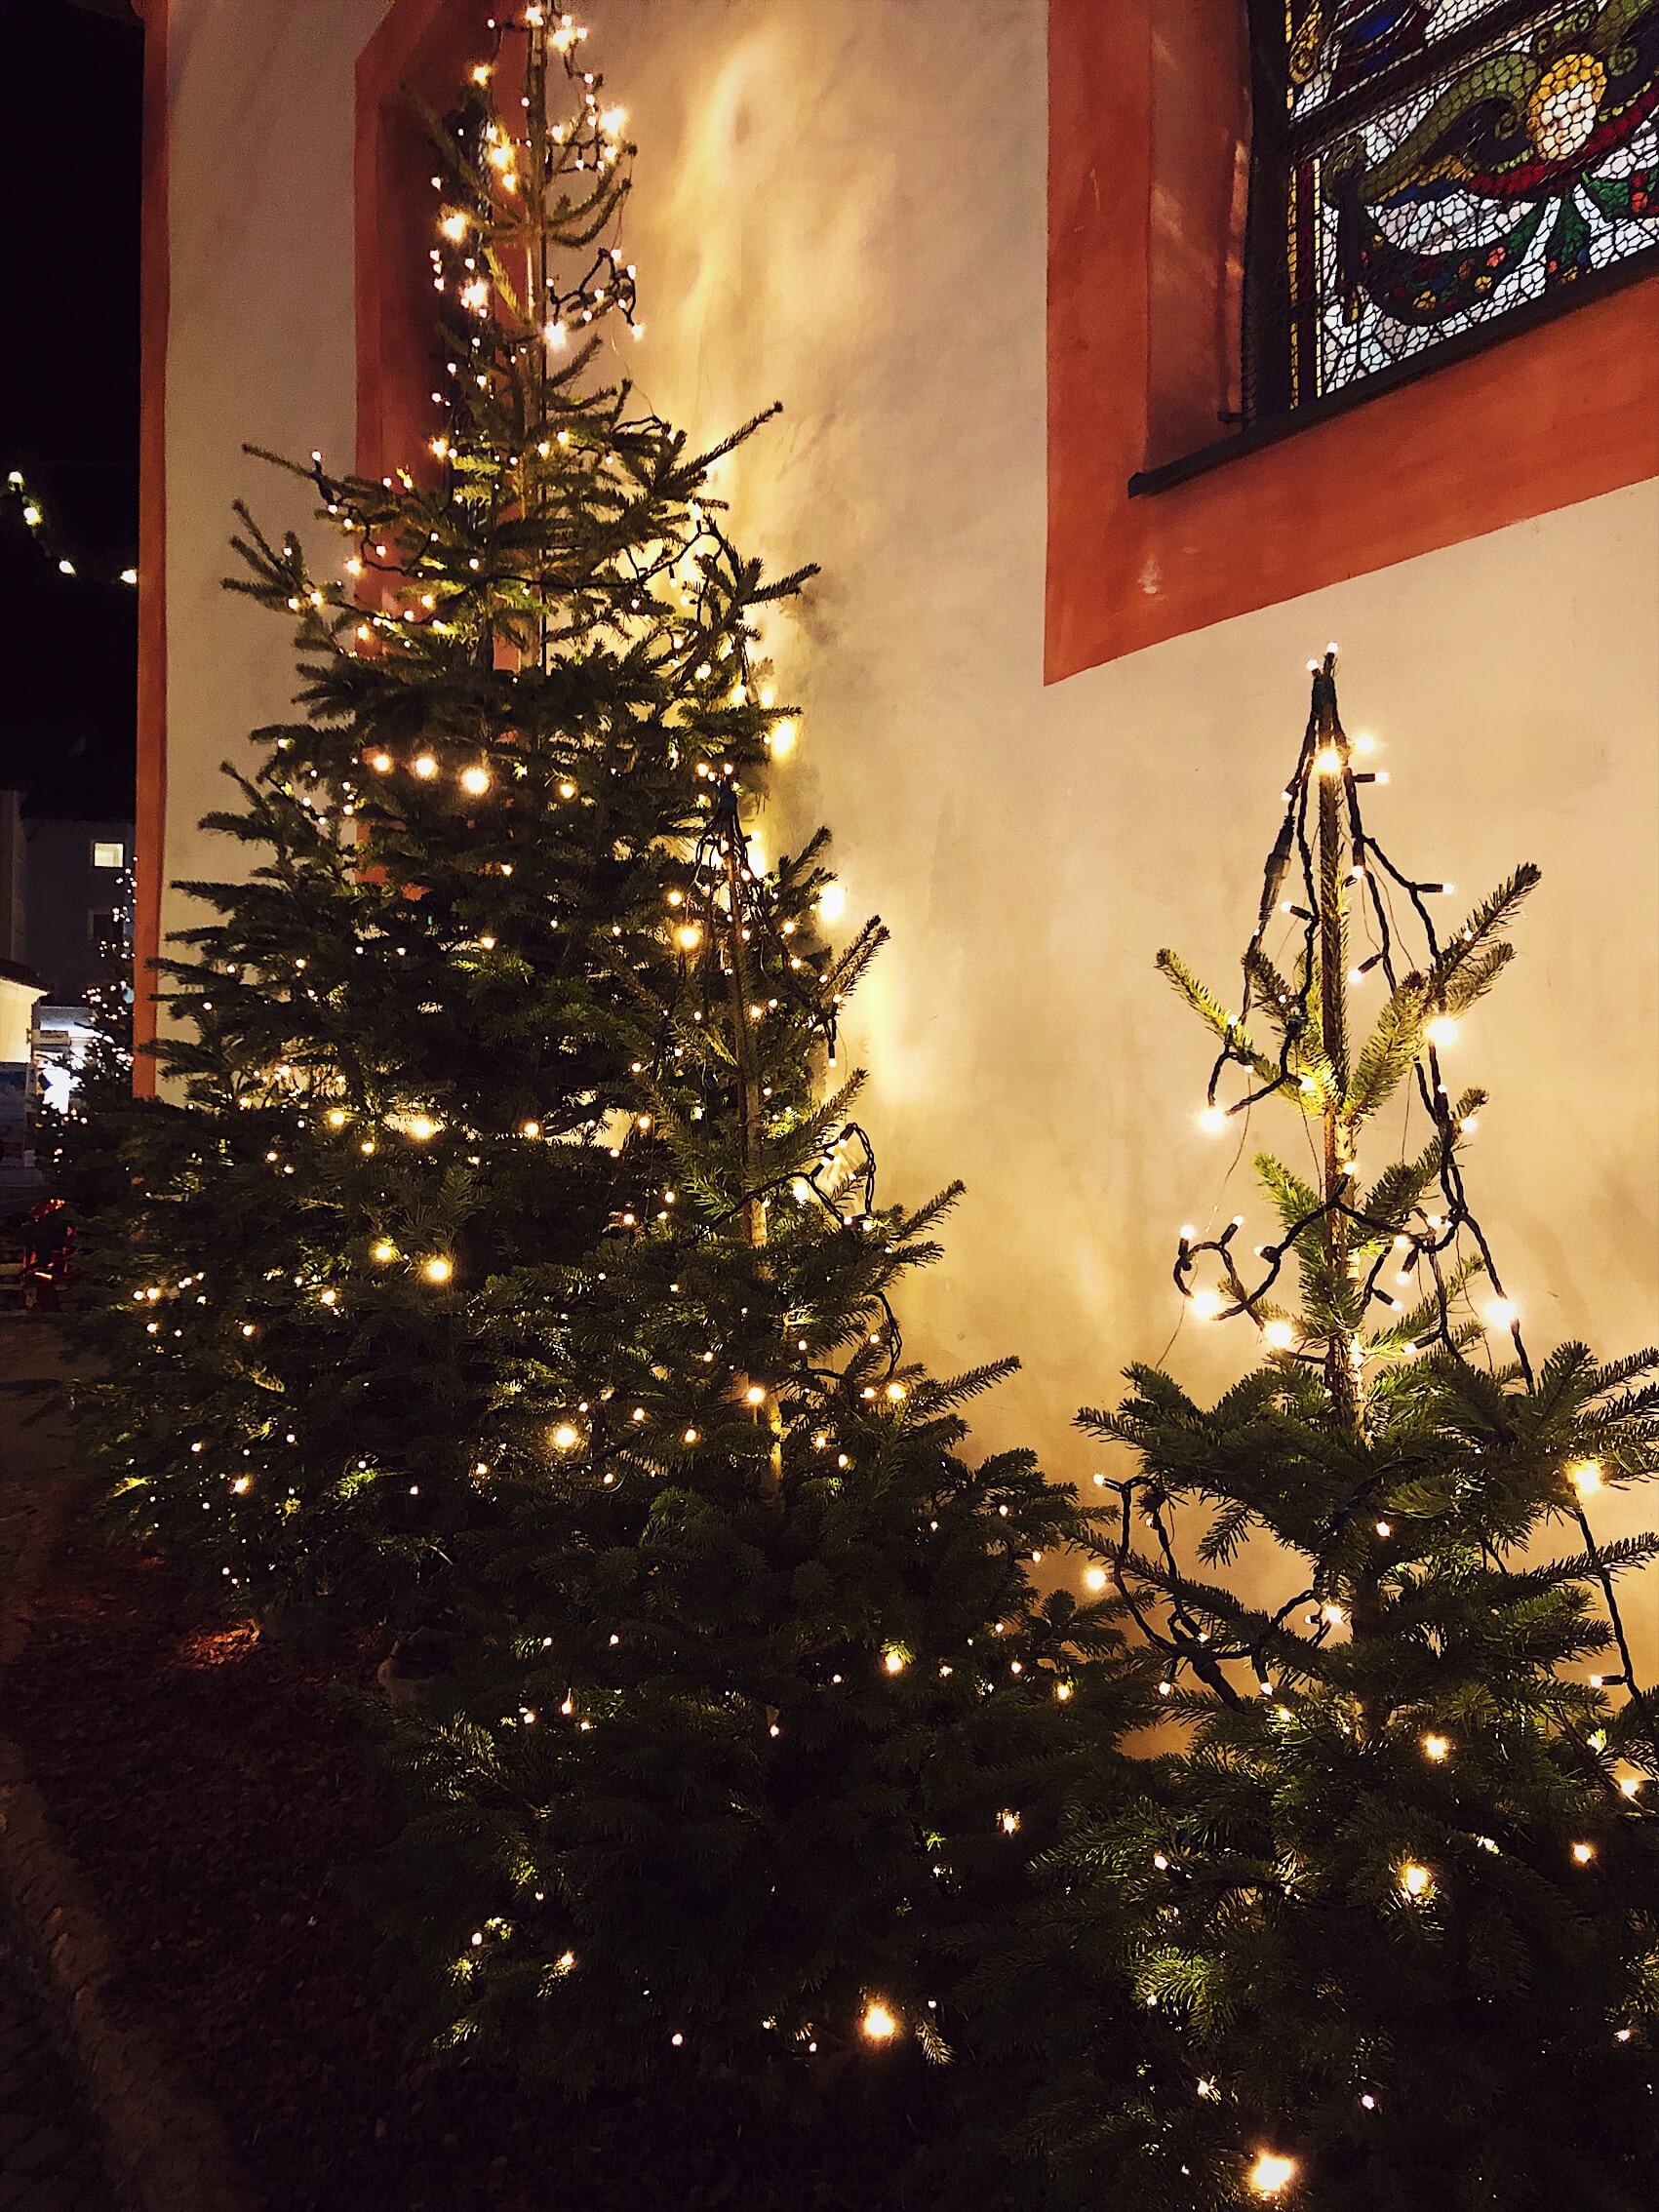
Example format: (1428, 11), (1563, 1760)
(134, 0), (1659, 1660)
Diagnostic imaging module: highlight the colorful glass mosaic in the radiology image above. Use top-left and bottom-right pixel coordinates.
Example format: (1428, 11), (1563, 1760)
(1248, 0), (1659, 414)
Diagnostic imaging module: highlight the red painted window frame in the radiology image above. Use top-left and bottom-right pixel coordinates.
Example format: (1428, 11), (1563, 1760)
(1046, 0), (1659, 683)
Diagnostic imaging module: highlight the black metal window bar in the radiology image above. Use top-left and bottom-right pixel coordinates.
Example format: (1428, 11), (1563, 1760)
(1242, 0), (1659, 427)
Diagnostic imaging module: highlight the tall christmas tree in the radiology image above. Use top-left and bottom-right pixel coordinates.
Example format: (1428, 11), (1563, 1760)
(57, 6), (1143, 2132)
(69, 16), (810, 1627)
(1019, 654), (1659, 2209)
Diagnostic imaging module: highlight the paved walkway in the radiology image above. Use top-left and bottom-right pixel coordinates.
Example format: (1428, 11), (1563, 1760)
(0, 1315), (122, 2212)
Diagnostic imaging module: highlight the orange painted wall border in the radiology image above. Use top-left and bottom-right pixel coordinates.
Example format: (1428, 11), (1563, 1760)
(1047, 0), (1659, 684)
(132, 0), (169, 1093)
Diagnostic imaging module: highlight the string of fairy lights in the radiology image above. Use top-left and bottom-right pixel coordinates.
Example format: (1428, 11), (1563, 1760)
(1084, 652), (1655, 2195)
(112, 10), (1650, 2175)
(3, 466), (137, 587)
(116, 7), (1070, 2075)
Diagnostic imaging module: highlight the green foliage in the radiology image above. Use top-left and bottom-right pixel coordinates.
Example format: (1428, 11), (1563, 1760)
(52, 20), (1143, 2135)
(1007, 684), (1659, 2207)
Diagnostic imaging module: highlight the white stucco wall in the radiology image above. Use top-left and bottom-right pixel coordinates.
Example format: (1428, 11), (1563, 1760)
(161, 0), (386, 945)
(161, 0), (1659, 1667)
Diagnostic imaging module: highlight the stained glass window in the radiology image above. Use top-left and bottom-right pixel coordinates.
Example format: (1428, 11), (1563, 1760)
(1244, 0), (1659, 420)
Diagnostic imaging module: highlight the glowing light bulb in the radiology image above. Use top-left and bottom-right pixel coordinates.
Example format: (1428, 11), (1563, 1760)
(327, 1108), (348, 1127)
(407, 1115), (439, 1142)
(769, 719), (797, 758)
(1248, 2152), (1298, 2199)
(1315, 745), (1342, 775)
(998, 1809), (1020, 1836)
(674, 923), (702, 952)
(1399, 1860), (1433, 1899)
(1084, 1566), (1108, 1594)
(551, 1423), (580, 1451)
(1567, 1459), (1602, 1496)
(520, 1120), (541, 1138)
(816, 881), (847, 924)
(683, 1427), (699, 1445)
(440, 211), (468, 241)
(861, 2001), (897, 2042)
(544, 319), (568, 349)
(231, 1476), (252, 1495)
(1190, 1287), (1225, 1323)
(883, 1647), (907, 1677)
(1425, 1013), (1458, 1047)
(1197, 1104), (1228, 1135)
(1571, 1840), (1597, 1865)
(371, 1241), (397, 1263)
(1422, 1733), (1450, 1762)
(1482, 1297), (1519, 1331)
(460, 765), (491, 796)
(421, 1256), (453, 1284)
(743, 1384), (767, 1407)
(1263, 1319), (1295, 1351)
(413, 753), (439, 779)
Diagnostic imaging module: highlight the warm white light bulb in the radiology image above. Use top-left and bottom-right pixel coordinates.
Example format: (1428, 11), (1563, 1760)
(551, 1423), (580, 1451)
(460, 765), (491, 796)
(769, 718), (797, 758)
(1483, 1297), (1519, 1331)
(861, 2001), (897, 2042)
(1399, 1860), (1433, 1899)
(1425, 1013), (1458, 1047)
(1084, 1566), (1108, 1594)
(1567, 1459), (1602, 1496)
(1263, 1319), (1295, 1351)
(1248, 2152), (1299, 2199)
(816, 882), (847, 924)
(413, 753), (439, 780)
(1191, 1287), (1225, 1323)
(1197, 1104), (1228, 1135)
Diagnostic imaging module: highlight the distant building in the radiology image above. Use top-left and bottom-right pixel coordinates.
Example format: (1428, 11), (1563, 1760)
(0, 789), (136, 1009)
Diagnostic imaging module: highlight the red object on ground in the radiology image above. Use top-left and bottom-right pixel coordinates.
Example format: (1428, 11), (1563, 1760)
(20, 1199), (76, 1312)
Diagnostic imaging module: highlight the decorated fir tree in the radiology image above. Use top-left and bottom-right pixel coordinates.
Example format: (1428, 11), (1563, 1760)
(1016, 654), (1659, 2210)
(57, 8), (1143, 2127)
(374, 770), (1141, 2099)
(66, 19), (811, 1626)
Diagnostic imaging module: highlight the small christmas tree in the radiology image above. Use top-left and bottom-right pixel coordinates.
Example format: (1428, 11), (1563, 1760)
(375, 771), (1138, 2097)
(1025, 654), (1659, 2209)
(67, 18), (810, 1628)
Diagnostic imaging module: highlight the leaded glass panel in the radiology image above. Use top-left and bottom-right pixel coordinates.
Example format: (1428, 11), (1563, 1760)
(1246, 1), (1659, 417)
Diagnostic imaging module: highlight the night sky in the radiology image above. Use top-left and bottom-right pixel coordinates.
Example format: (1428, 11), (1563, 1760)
(0, 1), (142, 820)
